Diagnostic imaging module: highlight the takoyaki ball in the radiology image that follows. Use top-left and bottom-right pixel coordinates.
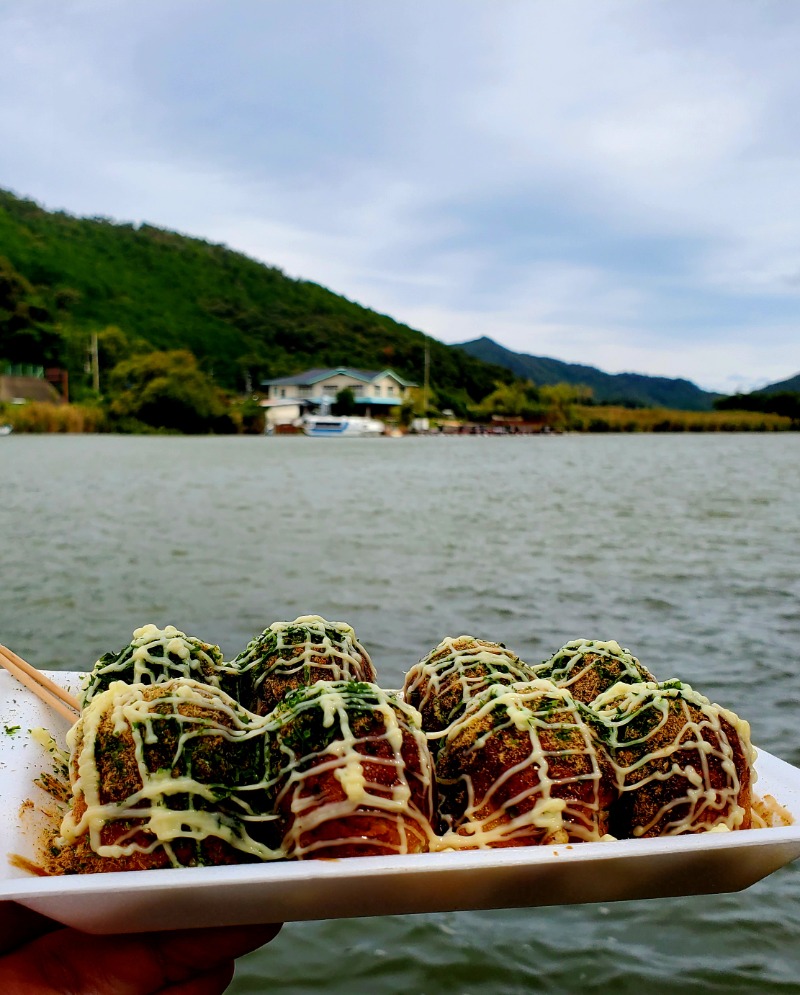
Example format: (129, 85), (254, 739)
(267, 680), (435, 858)
(56, 678), (277, 873)
(234, 615), (377, 716)
(403, 635), (537, 739)
(591, 680), (755, 838)
(534, 638), (655, 705)
(436, 680), (616, 847)
(80, 623), (239, 707)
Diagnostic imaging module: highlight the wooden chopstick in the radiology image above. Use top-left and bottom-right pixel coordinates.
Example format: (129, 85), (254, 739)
(0, 643), (80, 723)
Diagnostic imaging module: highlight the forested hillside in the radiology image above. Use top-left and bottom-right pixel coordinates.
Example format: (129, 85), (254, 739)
(0, 188), (511, 409)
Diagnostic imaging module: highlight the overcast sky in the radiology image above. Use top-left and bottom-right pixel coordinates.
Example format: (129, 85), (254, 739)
(1, 0), (799, 392)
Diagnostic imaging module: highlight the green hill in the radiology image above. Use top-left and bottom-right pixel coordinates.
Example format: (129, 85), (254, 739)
(712, 372), (800, 428)
(0, 188), (511, 409)
(455, 336), (719, 411)
(756, 372), (800, 395)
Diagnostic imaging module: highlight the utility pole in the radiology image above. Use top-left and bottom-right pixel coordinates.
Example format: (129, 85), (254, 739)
(91, 333), (100, 394)
(423, 338), (430, 415)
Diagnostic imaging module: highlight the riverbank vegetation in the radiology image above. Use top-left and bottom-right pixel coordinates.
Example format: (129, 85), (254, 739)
(1, 400), (105, 433)
(466, 382), (794, 433)
(3, 384), (794, 435)
(568, 405), (791, 433)
(713, 390), (800, 428)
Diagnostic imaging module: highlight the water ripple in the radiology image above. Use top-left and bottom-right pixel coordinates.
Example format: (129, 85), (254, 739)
(2, 434), (799, 993)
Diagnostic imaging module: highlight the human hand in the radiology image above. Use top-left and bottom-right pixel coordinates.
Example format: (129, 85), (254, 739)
(0, 901), (281, 994)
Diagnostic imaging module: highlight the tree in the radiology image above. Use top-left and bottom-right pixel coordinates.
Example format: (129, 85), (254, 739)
(96, 325), (135, 372)
(472, 380), (545, 420)
(714, 391), (800, 427)
(0, 256), (62, 366)
(539, 383), (593, 430)
(107, 349), (234, 433)
(398, 398), (415, 427)
(333, 387), (357, 415)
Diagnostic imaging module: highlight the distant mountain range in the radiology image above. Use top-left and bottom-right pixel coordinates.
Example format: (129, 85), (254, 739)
(455, 337), (725, 411)
(756, 372), (800, 395)
(456, 338), (800, 410)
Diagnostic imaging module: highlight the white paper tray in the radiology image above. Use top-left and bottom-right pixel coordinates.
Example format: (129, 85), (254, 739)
(2, 672), (800, 934)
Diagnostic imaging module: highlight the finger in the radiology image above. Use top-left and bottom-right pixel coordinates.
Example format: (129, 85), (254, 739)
(0, 922), (282, 995)
(160, 960), (236, 995)
(146, 923), (283, 986)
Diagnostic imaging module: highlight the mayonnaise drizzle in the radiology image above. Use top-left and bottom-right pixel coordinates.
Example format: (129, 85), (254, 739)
(403, 635), (535, 734)
(435, 680), (613, 848)
(44, 625), (768, 872)
(590, 680), (756, 836)
(268, 681), (436, 858)
(61, 679), (281, 865)
(80, 624), (234, 707)
(234, 616), (376, 702)
(533, 638), (654, 703)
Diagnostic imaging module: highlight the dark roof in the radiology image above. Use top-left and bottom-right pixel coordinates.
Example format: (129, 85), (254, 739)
(262, 367), (416, 388)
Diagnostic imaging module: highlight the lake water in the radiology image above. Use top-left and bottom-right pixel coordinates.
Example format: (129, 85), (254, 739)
(2, 433), (799, 993)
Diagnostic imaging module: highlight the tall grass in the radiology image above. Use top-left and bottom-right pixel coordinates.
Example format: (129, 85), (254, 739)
(1, 402), (107, 433)
(570, 405), (792, 432)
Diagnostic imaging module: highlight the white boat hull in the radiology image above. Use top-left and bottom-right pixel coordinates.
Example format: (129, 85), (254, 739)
(300, 415), (385, 438)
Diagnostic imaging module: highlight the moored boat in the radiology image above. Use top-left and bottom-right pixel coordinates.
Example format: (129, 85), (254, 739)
(299, 414), (385, 437)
